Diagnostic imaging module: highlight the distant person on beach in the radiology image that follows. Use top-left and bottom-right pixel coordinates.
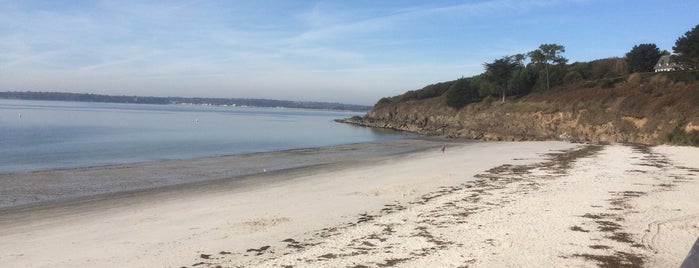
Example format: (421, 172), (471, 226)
(441, 144), (446, 154)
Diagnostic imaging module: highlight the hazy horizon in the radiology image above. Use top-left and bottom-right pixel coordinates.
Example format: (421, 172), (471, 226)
(1, 1), (697, 105)
(0, 90), (375, 107)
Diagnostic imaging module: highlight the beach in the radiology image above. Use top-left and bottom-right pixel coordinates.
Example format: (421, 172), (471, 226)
(1, 140), (698, 267)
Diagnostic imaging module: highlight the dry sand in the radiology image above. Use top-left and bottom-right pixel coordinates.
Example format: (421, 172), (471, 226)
(1, 141), (698, 267)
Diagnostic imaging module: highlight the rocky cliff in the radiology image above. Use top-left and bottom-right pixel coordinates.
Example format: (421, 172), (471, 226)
(342, 74), (699, 145)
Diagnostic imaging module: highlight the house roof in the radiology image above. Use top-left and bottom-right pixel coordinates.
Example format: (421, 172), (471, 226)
(654, 55), (681, 70)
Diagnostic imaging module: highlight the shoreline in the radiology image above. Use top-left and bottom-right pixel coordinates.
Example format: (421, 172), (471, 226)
(1, 141), (697, 267)
(0, 138), (450, 210)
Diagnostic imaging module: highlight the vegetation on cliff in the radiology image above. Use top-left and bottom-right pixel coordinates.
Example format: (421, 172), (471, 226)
(674, 24), (699, 69)
(625, 44), (663, 73)
(348, 24), (699, 145)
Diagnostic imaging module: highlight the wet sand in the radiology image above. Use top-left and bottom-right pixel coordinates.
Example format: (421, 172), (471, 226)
(0, 138), (442, 209)
(1, 141), (698, 267)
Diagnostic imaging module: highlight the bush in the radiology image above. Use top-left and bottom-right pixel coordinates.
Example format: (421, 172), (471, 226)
(563, 71), (583, 85)
(666, 126), (699, 146)
(569, 62), (592, 79)
(666, 70), (699, 83)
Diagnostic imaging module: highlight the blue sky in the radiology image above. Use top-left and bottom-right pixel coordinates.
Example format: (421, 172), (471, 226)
(1, 1), (697, 105)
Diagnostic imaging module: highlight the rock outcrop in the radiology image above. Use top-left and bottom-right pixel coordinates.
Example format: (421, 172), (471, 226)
(341, 80), (699, 145)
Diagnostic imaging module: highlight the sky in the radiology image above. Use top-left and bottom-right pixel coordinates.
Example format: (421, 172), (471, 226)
(1, 1), (697, 105)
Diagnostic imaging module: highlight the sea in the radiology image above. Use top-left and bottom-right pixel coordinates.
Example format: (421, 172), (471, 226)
(0, 99), (411, 174)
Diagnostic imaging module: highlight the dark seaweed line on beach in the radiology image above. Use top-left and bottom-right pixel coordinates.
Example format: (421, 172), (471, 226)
(187, 144), (603, 268)
(568, 144), (698, 268)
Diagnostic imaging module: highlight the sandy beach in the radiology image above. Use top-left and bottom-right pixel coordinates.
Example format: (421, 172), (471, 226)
(1, 140), (698, 267)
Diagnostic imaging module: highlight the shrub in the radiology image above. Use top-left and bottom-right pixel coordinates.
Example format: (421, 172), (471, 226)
(666, 126), (699, 146)
(667, 70), (699, 83)
(563, 71), (584, 85)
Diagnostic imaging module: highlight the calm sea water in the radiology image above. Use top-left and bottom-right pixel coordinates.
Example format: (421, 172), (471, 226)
(0, 99), (409, 174)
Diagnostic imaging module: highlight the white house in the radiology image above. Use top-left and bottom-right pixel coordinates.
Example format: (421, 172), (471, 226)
(654, 55), (683, 72)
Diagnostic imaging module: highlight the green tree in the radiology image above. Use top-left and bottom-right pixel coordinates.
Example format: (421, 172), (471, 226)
(507, 54), (533, 96)
(528, 44), (567, 91)
(484, 56), (519, 102)
(625, 43), (661, 72)
(673, 24), (699, 69)
(471, 74), (496, 97)
(509, 66), (537, 95)
(569, 61), (592, 79)
(445, 78), (480, 109)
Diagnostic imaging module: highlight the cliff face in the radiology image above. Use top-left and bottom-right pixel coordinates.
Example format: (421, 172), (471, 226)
(343, 78), (699, 145)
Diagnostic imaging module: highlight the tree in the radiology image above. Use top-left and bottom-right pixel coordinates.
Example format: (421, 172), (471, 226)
(528, 44), (567, 91)
(484, 56), (519, 102)
(445, 78), (480, 109)
(673, 24), (699, 69)
(507, 54), (531, 95)
(509, 66), (537, 95)
(625, 44), (661, 73)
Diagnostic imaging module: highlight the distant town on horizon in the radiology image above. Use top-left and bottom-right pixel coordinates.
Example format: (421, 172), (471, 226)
(0, 91), (372, 112)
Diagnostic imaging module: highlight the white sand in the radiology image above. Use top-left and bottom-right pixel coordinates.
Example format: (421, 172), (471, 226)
(1, 141), (698, 267)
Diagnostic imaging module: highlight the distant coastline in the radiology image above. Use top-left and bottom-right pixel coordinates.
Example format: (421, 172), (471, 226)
(0, 91), (372, 112)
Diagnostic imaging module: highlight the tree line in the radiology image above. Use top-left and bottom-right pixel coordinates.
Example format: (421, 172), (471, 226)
(437, 24), (699, 109)
(0, 91), (372, 112)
